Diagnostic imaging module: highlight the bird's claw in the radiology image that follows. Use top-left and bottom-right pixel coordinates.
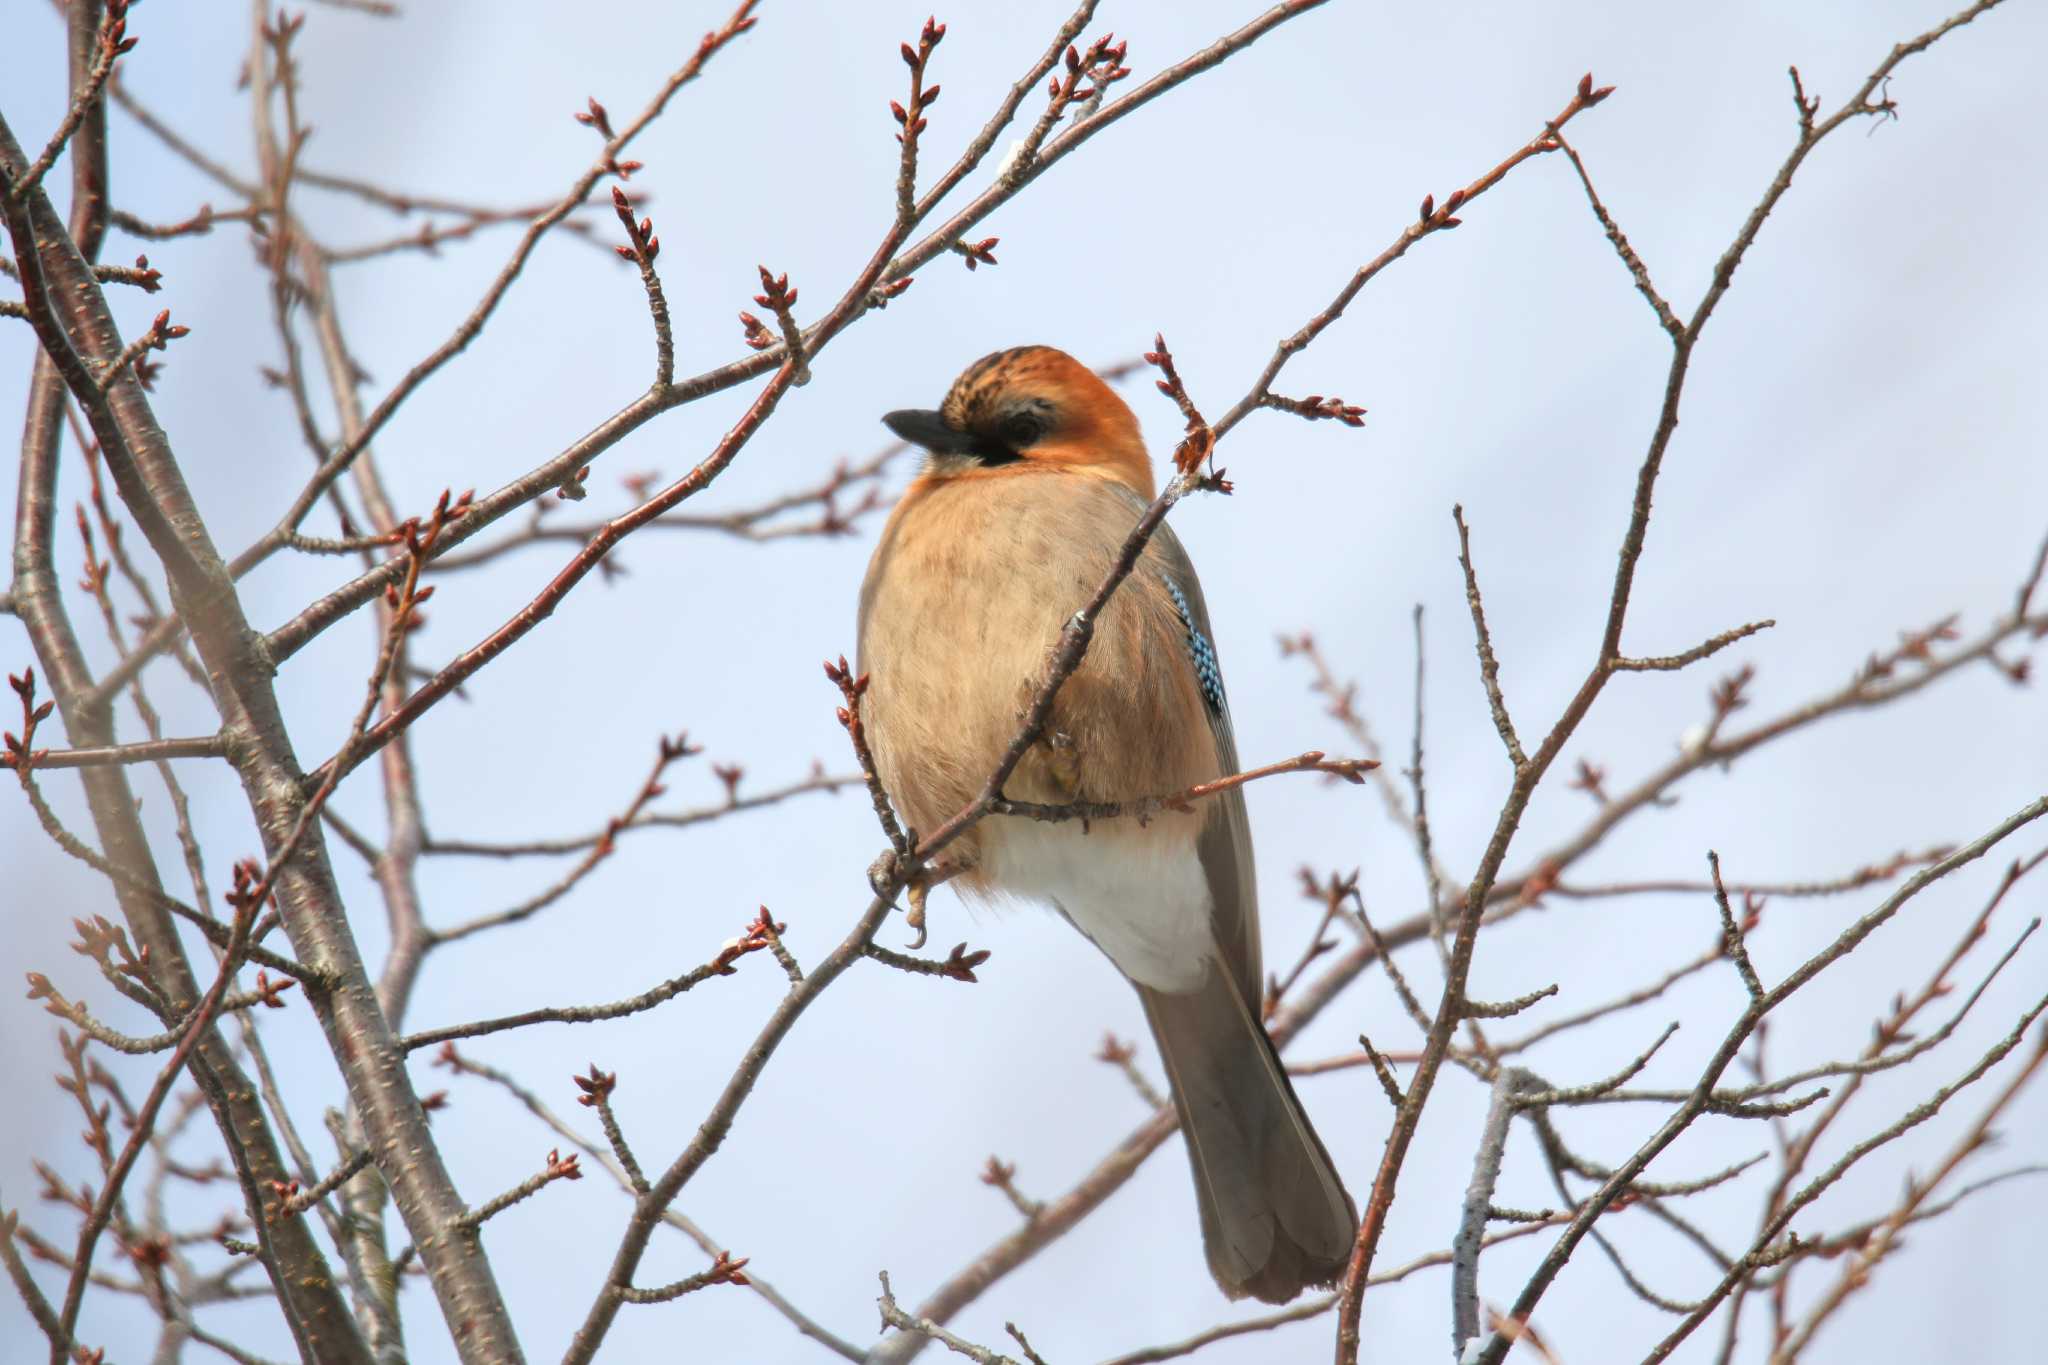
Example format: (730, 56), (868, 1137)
(904, 879), (930, 951)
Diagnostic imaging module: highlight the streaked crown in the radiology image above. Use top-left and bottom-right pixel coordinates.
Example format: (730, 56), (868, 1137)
(883, 346), (1153, 494)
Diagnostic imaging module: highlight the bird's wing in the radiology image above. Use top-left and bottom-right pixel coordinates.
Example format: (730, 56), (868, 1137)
(1144, 516), (1262, 1007)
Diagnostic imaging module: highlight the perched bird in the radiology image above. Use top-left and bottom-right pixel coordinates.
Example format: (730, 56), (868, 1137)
(856, 345), (1356, 1303)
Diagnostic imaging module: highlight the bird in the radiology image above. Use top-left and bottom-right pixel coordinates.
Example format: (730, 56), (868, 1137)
(855, 344), (1356, 1304)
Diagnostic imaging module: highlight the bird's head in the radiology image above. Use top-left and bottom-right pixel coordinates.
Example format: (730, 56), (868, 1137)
(883, 346), (1153, 496)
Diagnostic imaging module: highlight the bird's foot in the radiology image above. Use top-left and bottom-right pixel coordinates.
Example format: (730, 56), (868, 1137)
(1042, 728), (1083, 795)
(866, 848), (902, 899)
(867, 846), (962, 951)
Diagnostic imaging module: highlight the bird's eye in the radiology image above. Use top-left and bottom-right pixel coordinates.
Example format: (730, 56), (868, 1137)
(999, 412), (1046, 448)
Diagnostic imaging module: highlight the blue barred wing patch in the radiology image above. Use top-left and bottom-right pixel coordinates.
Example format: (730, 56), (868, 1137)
(1161, 575), (1227, 718)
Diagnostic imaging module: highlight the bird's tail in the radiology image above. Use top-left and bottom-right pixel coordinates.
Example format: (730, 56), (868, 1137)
(1139, 965), (1357, 1304)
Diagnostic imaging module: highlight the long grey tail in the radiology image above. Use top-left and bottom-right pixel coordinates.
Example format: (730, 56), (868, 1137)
(1139, 964), (1357, 1304)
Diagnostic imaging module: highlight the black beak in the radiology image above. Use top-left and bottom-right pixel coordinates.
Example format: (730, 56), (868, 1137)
(882, 408), (974, 454)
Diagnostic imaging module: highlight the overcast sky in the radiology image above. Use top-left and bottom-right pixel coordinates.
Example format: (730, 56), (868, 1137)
(4, 2), (2044, 1362)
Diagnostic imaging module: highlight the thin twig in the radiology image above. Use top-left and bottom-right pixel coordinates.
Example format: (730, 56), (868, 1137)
(988, 750), (1375, 825)
(399, 908), (786, 1052)
(878, 1271), (1022, 1365)
(1550, 129), (1683, 340)
(1453, 505), (1525, 770)
(12, 4), (127, 202)
(1709, 852), (1766, 1000)
(0, 733), (222, 770)
(271, 1148), (371, 1222)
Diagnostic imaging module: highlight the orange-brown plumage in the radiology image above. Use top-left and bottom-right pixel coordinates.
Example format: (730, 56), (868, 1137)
(926, 346), (1153, 494)
(858, 346), (1355, 1303)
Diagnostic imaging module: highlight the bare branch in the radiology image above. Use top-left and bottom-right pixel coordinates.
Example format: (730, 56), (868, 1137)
(618, 1250), (751, 1305)
(271, 1148), (371, 1222)
(0, 733), (222, 771)
(1097, 1214), (1579, 1365)
(424, 766), (857, 857)
(864, 941), (994, 985)
(1497, 794), (2048, 1365)
(439, 1046), (861, 1358)
(608, 186), (672, 387)
(425, 732), (699, 942)
(227, 0), (1323, 690)
(1612, 620), (1776, 673)
(1212, 73), (1612, 441)
(1095, 1034), (1167, 1111)
(879, 1271), (1024, 1365)
(1335, 16), (2020, 1349)
(1651, 991), (2048, 1362)
(49, 897), (259, 1360)
(455, 1150), (583, 1234)
(400, 907), (788, 1052)
(1550, 129), (1684, 341)
(1465, 983), (1560, 1020)
(989, 749), (1376, 826)
(11, 2), (129, 202)
(1709, 852), (1767, 1001)
(1453, 506), (1525, 770)
(1452, 1068), (1544, 1358)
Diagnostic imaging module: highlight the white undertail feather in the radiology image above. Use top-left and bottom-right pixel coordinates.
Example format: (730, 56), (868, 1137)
(979, 818), (1214, 991)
